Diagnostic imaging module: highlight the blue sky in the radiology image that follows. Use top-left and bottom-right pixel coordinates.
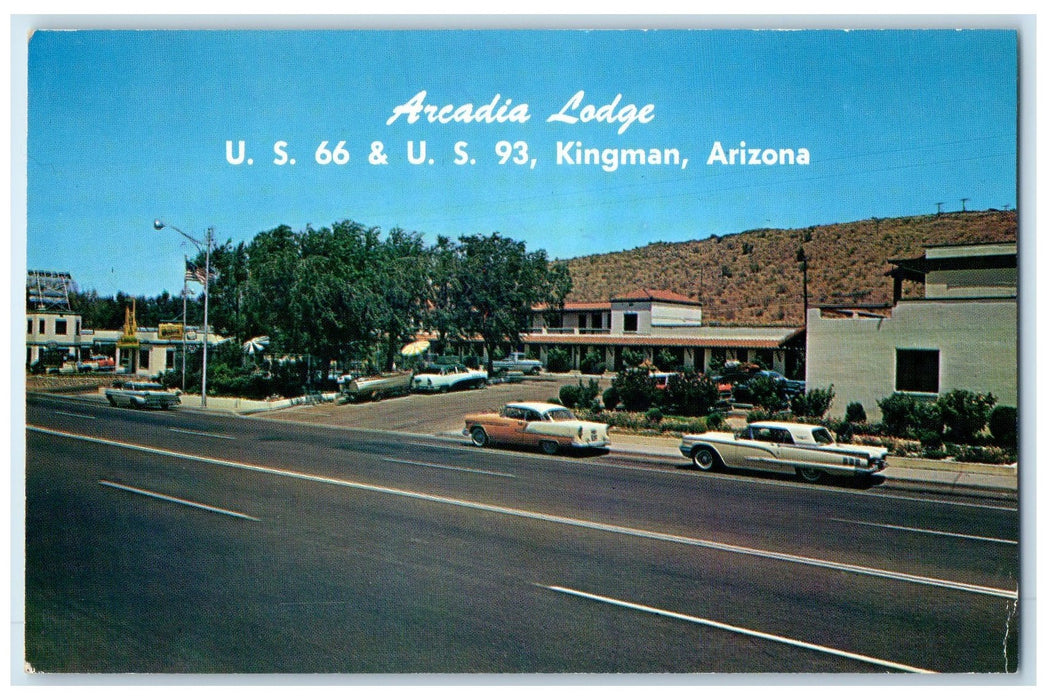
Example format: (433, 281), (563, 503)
(24, 28), (1017, 298)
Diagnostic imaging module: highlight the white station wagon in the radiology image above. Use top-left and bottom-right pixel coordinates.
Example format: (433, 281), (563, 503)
(679, 420), (888, 483)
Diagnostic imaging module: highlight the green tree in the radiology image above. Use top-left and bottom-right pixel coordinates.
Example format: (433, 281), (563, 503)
(243, 221), (383, 372)
(373, 228), (433, 371)
(451, 233), (571, 373)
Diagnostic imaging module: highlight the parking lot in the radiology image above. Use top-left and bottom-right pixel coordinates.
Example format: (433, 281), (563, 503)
(264, 374), (612, 436)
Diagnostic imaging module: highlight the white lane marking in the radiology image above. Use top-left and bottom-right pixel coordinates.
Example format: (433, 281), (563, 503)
(30, 426), (1017, 600)
(540, 584), (935, 674)
(98, 480), (259, 522)
(829, 518), (1018, 545)
(169, 428), (236, 440)
(55, 410), (97, 420)
(382, 457), (515, 479)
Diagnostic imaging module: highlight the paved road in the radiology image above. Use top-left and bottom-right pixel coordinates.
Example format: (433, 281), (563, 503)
(24, 394), (1021, 674)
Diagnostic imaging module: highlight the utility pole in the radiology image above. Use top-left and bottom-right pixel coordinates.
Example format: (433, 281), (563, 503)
(796, 246), (808, 324)
(961, 198), (970, 212)
(935, 202), (944, 216)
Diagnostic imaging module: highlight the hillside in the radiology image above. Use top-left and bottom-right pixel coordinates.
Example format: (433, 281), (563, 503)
(563, 209), (1017, 327)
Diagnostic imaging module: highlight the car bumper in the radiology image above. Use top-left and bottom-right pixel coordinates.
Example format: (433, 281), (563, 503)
(571, 438), (610, 449)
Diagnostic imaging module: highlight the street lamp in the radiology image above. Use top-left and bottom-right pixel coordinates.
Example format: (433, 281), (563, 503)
(155, 219), (214, 408)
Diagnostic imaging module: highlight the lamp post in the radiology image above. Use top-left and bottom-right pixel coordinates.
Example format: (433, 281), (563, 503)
(155, 219), (214, 408)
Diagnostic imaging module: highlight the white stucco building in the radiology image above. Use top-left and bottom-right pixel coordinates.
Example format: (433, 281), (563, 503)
(523, 288), (804, 375)
(805, 242), (1017, 420)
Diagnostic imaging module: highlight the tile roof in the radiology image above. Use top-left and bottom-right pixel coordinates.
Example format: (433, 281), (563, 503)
(611, 288), (700, 305)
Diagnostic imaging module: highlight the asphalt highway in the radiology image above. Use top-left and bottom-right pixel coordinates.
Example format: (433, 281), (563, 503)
(23, 393), (1021, 675)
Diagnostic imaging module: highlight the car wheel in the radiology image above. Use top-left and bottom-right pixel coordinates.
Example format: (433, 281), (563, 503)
(798, 467), (823, 483)
(107, 396), (117, 407)
(539, 440), (559, 456)
(691, 446), (720, 471)
(470, 426), (489, 448)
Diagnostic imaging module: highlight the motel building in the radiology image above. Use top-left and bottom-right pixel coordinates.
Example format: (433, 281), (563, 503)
(518, 288), (805, 376)
(805, 241), (1017, 421)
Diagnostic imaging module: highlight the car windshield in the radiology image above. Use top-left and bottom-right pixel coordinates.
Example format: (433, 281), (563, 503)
(546, 408), (576, 421)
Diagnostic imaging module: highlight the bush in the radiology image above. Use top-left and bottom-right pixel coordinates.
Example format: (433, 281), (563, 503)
(620, 348), (647, 368)
(745, 374), (786, 410)
(661, 371), (721, 416)
(937, 389), (996, 444)
(877, 392), (943, 441)
(645, 407), (664, 424)
(558, 383), (581, 408)
(602, 386), (619, 411)
(579, 350), (606, 375)
(560, 379), (601, 412)
(845, 401), (867, 424)
(611, 366), (657, 412)
(988, 405), (1017, 449)
(545, 347), (571, 373)
(790, 385), (835, 418)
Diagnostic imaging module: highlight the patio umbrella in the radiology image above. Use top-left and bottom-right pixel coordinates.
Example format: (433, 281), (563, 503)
(242, 335), (270, 355)
(400, 339), (430, 357)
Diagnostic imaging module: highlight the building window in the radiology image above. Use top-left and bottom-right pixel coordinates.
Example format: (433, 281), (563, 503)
(55, 319), (68, 335)
(27, 319), (32, 334)
(578, 314), (587, 329)
(38, 319), (45, 334)
(591, 313), (602, 329)
(139, 348), (149, 370)
(623, 312), (638, 333)
(896, 349), (940, 393)
(166, 349), (176, 369)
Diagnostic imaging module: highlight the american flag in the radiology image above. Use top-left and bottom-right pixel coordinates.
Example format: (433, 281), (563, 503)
(185, 260), (213, 285)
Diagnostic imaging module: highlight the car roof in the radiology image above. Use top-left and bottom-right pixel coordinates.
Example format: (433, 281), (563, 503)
(749, 421), (824, 435)
(505, 402), (569, 412)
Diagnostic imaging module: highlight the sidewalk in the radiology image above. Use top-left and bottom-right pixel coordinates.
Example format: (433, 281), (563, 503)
(605, 432), (1018, 498)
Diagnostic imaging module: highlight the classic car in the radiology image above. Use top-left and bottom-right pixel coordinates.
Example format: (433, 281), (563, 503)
(338, 370), (413, 402)
(464, 402), (610, 455)
(105, 381), (181, 410)
(412, 364), (488, 393)
(492, 352), (543, 375)
(678, 420), (888, 483)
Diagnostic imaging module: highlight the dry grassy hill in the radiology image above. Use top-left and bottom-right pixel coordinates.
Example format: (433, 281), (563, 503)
(563, 209), (1017, 326)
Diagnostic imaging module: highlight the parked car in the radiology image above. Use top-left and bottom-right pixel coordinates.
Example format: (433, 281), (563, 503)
(105, 381), (181, 410)
(731, 369), (806, 405)
(412, 364), (488, 393)
(338, 371), (413, 402)
(464, 401), (610, 455)
(492, 352), (543, 375)
(678, 420), (888, 483)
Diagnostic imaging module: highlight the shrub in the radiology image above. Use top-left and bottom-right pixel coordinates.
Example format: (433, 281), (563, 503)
(705, 411), (726, 430)
(746, 409), (792, 423)
(745, 374), (785, 410)
(937, 389), (996, 444)
(791, 385), (835, 418)
(620, 348), (647, 368)
(558, 383), (581, 408)
(661, 371), (720, 416)
(602, 386), (620, 411)
(845, 401), (867, 424)
(571, 379), (602, 412)
(877, 392), (943, 440)
(579, 350), (606, 375)
(988, 405), (1017, 449)
(645, 407), (664, 424)
(545, 347), (571, 373)
(611, 366), (657, 412)
(655, 349), (680, 371)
